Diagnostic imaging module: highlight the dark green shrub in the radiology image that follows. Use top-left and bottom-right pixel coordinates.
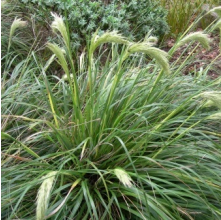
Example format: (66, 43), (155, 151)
(13, 0), (169, 49)
(121, 0), (169, 39)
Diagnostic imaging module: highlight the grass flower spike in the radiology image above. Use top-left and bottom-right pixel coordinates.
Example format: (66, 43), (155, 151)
(174, 32), (211, 51)
(200, 91), (221, 109)
(124, 42), (170, 74)
(36, 172), (57, 220)
(114, 168), (133, 188)
(145, 36), (158, 46)
(8, 18), (27, 50)
(90, 30), (129, 54)
(47, 43), (69, 75)
(208, 112), (221, 120)
(51, 12), (69, 48)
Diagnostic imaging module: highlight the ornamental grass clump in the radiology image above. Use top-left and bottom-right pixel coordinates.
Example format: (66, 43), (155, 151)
(1, 13), (221, 220)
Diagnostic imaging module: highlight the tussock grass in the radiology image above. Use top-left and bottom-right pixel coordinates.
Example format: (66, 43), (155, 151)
(1, 11), (221, 220)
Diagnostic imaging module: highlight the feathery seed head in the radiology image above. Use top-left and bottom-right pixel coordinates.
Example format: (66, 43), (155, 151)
(203, 100), (215, 108)
(47, 43), (69, 75)
(114, 168), (133, 188)
(208, 112), (221, 120)
(174, 32), (211, 51)
(91, 31), (129, 54)
(124, 42), (170, 74)
(51, 12), (69, 47)
(9, 18), (27, 44)
(36, 171), (57, 220)
(200, 91), (221, 109)
(11, 18), (27, 31)
(128, 43), (168, 57)
(144, 36), (158, 46)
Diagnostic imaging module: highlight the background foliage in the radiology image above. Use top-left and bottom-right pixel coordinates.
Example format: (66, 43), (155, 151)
(12, 0), (169, 49)
(159, 0), (221, 37)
